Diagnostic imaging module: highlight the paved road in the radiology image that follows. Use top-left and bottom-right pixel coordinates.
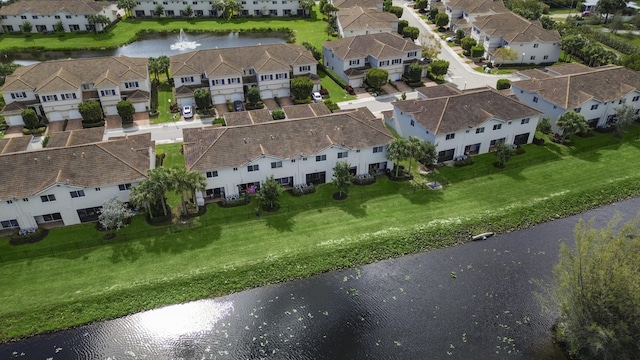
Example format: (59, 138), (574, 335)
(103, 117), (212, 144)
(398, 1), (522, 90)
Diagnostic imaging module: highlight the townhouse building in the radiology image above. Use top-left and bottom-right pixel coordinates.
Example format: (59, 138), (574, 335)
(0, 0), (119, 33)
(0, 132), (155, 231)
(470, 12), (561, 65)
(182, 107), (394, 201)
(336, 6), (398, 37)
(445, 0), (507, 30)
(132, 0), (308, 17)
(322, 33), (424, 88)
(170, 43), (318, 107)
(511, 64), (640, 132)
(384, 87), (542, 162)
(333, 0), (384, 11)
(0, 56), (151, 126)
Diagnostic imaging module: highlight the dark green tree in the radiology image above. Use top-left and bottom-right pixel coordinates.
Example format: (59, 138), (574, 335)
(154, 3), (165, 16)
(429, 59), (450, 78)
(620, 53), (640, 71)
(403, 26), (420, 41)
(435, 13), (449, 28)
(183, 5), (194, 17)
(429, 7), (439, 20)
(415, 0), (428, 12)
(194, 88), (213, 110)
(398, 20), (409, 35)
(496, 79), (511, 90)
(291, 76), (314, 100)
(494, 142), (515, 168)
(157, 55), (170, 80)
(455, 29), (466, 44)
(299, 0), (315, 16)
(550, 216), (640, 360)
(386, 137), (409, 177)
(53, 20), (64, 32)
(21, 109), (40, 130)
(460, 37), (477, 55)
(614, 103), (637, 139)
(471, 45), (485, 60)
(331, 161), (352, 199)
(247, 86), (261, 106)
(539, 15), (556, 29)
(389, 6), (404, 18)
(88, 14), (110, 33)
(117, 100), (135, 125)
(408, 62), (423, 82)
(537, 116), (552, 134)
(302, 42), (322, 60)
(257, 175), (283, 210)
(78, 101), (104, 123)
(366, 68), (389, 91)
(0, 62), (20, 86)
(596, 0), (628, 23)
(406, 136), (436, 175)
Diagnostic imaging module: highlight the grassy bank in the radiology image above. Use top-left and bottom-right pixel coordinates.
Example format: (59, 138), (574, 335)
(0, 8), (332, 52)
(2, 129), (640, 341)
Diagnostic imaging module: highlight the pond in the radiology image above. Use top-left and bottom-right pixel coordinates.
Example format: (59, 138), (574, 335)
(2, 31), (290, 64)
(5, 198), (635, 358)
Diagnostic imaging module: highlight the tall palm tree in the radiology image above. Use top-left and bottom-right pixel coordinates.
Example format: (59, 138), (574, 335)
(171, 167), (206, 215)
(129, 181), (156, 218)
(148, 57), (160, 83)
(386, 137), (409, 177)
(147, 167), (172, 216)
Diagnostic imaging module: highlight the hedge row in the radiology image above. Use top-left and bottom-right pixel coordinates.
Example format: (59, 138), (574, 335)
(577, 27), (640, 55)
(318, 64), (348, 89)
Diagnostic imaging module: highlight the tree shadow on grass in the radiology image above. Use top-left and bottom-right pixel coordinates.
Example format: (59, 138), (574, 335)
(397, 180), (445, 205)
(263, 211), (296, 233)
(137, 225), (221, 257)
(335, 196), (367, 219)
(109, 241), (143, 263)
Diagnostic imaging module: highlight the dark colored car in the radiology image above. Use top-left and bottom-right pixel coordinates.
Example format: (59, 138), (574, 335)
(234, 100), (244, 112)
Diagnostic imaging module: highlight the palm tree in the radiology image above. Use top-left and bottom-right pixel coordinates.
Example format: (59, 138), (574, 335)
(556, 111), (588, 143)
(171, 167), (206, 215)
(184, 170), (207, 213)
(406, 136), (436, 177)
(129, 167), (172, 218)
(386, 137), (409, 177)
(148, 57), (160, 82)
(157, 56), (170, 81)
(129, 180), (156, 218)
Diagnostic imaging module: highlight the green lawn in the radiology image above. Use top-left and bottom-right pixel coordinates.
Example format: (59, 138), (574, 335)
(2, 127), (640, 340)
(319, 69), (356, 103)
(0, 7), (332, 52)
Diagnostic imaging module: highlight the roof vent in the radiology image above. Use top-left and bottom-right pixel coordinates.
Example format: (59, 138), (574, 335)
(81, 152), (85, 158)
(33, 157), (38, 163)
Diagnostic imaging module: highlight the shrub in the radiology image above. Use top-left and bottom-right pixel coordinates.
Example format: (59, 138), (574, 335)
(9, 227), (48, 245)
(211, 117), (226, 126)
(352, 176), (376, 185)
(345, 85), (355, 95)
(453, 158), (474, 167)
(82, 120), (105, 129)
(219, 197), (250, 208)
(41, 134), (50, 148)
(496, 79), (511, 90)
(294, 97), (311, 104)
(226, 100), (233, 112)
(22, 126), (47, 136)
(319, 88), (329, 96)
(323, 99), (340, 112)
(290, 184), (316, 196)
(271, 109), (285, 120)
(319, 64), (349, 88)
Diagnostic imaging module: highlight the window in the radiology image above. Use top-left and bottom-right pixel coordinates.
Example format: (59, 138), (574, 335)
(521, 118), (530, 125)
(206, 170), (218, 178)
(100, 89), (116, 96)
(66, 15), (72, 19)
(248, 165), (259, 172)
(275, 73), (288, 79)
(42, 213), (62, 222)
(475, 127), (484, 134)
(410, 119), (415, 126)
(271, 161), (283, 168)
(574, 107), (581, 113)
(6, 200), (12, 204)
(233, 167), (238, 171)
(349, 59), (360, 66)
(493, 124), (502, 130)
(10, 92), (27, 99)
(181, 76), (194, 84)
(533, 43), (539, 48)
(379, 60), (389, 66)
(70, 190), (85, 198)
(212, 79), (225, 86)
(316, 155), (327, 162)
(408, 51), (417, 57)
(95, 187), (101, 191)
(42, 95), (58, 102)
(1, 220), (19, 229)
(373, 146), (384, 153)
(40, 194), (56, 202)
(291, 159), (296, 163)
(21, 15), (26, 19)
(299, 65), (310, 72)
(260, 74), (274, 81)
(445, 133), (455, 140)
(32, 15), (38, 19)
(392, 58), (402, 65)
(69, 24), (80, 31)
(543, 55), (549, 60)
(632, 96), (640, 102)
(530, 56), (536, 61)
(619, 99), (626, 104)
(55, 15), (60, 19)
(118, 183), (132, 191)
(590, 104), (599, 110)
(533, 96), (538, 103)
(124, 81), (139, 88)
(337, 151), (348, 158)
(22, 198), (28, 202)
(61, 93), (77, 100)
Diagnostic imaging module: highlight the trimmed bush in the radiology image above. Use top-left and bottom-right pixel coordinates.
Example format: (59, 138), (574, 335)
(290, 184), (316, 196)
(496, 79), (511, 90)
(453, 158), (474, 167)
(271, 109), (285, 120)
(294, 97), (311, 104)
(212, 117), (226, 126)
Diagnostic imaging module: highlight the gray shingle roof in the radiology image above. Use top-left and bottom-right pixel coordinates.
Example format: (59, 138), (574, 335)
(472, 12), (560, 42)
(0, 0), (114, 16)
(323, 33), (422, 60)
(183, 107), (393, 171)
(393, 88), (541, 134)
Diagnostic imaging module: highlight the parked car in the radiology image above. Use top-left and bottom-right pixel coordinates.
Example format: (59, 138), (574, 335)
(446, 36), (457, 43)
(312, 92), (323, 102)
(182, 105), (193, 119)
(233, 100), (244, 112)
(581, 11), (591, 17)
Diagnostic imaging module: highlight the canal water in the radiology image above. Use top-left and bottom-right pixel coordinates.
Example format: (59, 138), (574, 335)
(1, 198), (637, 359)
(2, 31), (289, 64)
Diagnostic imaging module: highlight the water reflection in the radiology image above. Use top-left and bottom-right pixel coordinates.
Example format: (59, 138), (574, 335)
(2, 31), (289, 64)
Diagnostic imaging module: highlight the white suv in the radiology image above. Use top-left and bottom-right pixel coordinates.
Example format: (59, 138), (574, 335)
(182, 105), (193, 119)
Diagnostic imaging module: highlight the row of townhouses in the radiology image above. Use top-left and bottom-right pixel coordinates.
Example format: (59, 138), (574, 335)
(0, 0), (119, 33)
(132, 0), (310, 18)
(444, 0), (561, 64)
(1, 56), (151, 126)
(0, 132), (155, 230)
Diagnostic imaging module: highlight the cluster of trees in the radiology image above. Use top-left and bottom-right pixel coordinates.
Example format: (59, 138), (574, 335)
(383, 0), (404, 18)
(386, 137), (437, 177)
(147, 56), (170, 83)
(130, 166), (207, 218)
(560, 34), (617, 67)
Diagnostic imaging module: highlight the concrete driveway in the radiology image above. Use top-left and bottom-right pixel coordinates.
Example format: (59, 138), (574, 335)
(398, 1), (523, 90)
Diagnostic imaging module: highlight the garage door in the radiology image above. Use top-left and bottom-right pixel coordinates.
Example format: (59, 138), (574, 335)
(104, 106), (118, 116)
(48, 112), (63, 121)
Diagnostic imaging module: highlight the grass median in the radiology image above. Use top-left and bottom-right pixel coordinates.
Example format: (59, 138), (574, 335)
(0, 8), (332, 52)
(2, 129), (640, 341)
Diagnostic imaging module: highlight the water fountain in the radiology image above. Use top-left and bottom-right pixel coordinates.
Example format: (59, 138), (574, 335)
(169, 29), (201, 51)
